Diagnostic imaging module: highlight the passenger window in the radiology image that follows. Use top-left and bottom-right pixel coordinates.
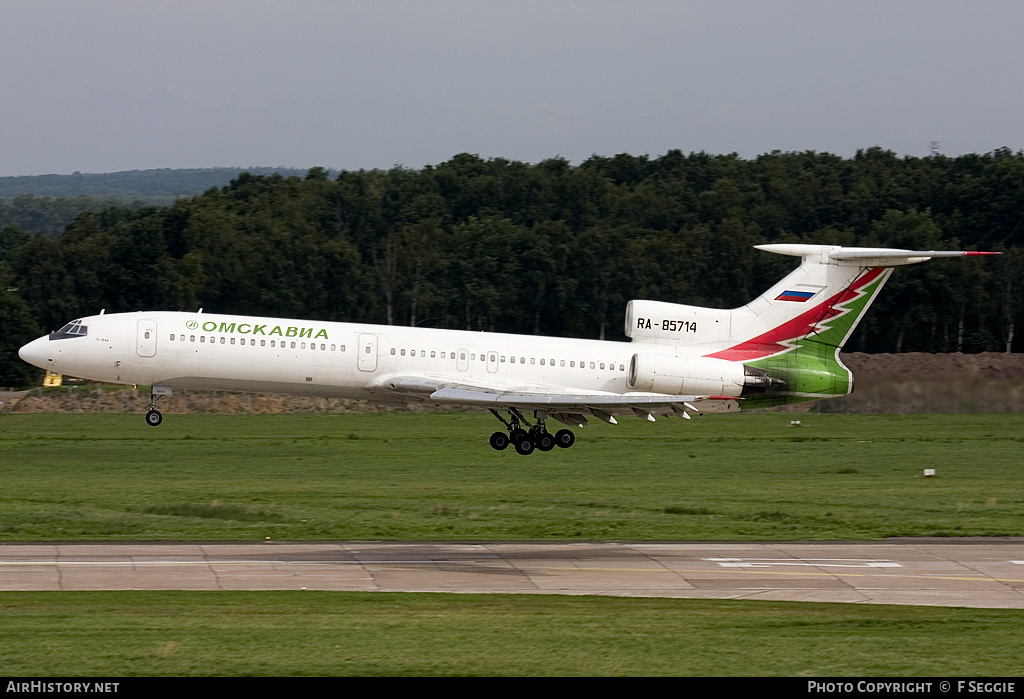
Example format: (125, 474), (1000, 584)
(169, 334), (175, 341)
(261, 340), (266, 347)
(190, 335), (196, 342)
(291, 342), (296, 349)
(401, 349), (406, 356)
(391, 348), (396, 355)
(430, 351), (436, 358)
(230, 338), (235, 345)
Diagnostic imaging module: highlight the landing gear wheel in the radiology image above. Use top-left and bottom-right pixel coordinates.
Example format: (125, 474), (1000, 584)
(535, 432), (556, 451)
(554, 429), (575, 448)
(145, 409), (163, 427)
(510, 428), (529, 446)
(514, 438), (535, 455)
(489, 431), (510, 451)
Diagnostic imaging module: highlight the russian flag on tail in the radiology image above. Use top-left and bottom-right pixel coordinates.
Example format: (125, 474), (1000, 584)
(775, 290), (815, 302)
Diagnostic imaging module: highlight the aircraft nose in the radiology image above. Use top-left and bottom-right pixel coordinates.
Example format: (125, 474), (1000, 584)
(18, 336), (51, 370)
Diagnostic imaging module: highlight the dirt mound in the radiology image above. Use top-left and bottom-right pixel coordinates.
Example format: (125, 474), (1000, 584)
(841, 352), (1024, 383)
(8, 388), (457, 415)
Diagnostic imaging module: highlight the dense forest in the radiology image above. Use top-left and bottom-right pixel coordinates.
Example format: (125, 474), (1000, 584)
(1, 148), (1022, 386)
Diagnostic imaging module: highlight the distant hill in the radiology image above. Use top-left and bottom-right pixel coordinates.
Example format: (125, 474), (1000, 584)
(0, 167), (337, 236)
(0, 167), (332, 200)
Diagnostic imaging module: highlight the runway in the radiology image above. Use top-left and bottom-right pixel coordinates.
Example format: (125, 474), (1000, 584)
(2, 540), (1024, 608)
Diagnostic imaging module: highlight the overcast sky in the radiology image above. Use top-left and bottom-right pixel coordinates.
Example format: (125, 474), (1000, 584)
(2, 1), (1022, 177)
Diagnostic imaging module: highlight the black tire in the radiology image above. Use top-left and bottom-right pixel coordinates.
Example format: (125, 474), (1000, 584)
(554, 429), (575, 448)
(514, 438), (535, 455)
(535, 432), (556, 451)
(510, 428), (529, 445)
(489, 431), (510, 450)
(145, 410), (163, 427)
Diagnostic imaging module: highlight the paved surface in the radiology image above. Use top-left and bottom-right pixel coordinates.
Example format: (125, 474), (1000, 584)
(2, 540), (1024, 608)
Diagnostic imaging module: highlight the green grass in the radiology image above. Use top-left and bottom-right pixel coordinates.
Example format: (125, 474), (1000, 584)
(2, 412), (1023, 540)
(1, 591), (1023, 676)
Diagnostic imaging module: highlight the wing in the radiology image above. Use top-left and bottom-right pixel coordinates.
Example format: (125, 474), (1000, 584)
(377, 377), (739, 427)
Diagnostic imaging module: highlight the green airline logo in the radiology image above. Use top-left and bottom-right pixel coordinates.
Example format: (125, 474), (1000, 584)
(192, 320), (329, 340)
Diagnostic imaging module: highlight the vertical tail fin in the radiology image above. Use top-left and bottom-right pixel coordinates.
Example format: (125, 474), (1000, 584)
(625, 244), (997, 403)
(705, 245), (996, 401)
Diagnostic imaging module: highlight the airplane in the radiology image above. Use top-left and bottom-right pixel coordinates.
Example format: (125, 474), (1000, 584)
(18, 244), (997, 454)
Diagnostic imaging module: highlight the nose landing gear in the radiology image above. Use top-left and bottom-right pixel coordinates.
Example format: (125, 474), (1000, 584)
(144, 386), (173, 427)
(488, 409), (575, 455)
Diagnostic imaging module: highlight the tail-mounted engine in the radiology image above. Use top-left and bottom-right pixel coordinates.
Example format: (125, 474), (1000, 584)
(628, 353), (787, 397)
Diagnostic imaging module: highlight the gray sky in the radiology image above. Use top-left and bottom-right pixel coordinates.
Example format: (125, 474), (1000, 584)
(2, 1), (1022, 177)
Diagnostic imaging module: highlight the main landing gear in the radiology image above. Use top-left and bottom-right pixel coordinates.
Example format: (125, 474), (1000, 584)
(488, 409), (575, 455)
(144, 386), (172, 427)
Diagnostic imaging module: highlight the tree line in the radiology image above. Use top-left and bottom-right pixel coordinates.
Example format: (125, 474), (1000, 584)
(2, 148), (1022, 386)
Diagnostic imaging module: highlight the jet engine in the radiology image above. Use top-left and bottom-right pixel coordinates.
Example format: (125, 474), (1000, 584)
(628, 354), (786, 397)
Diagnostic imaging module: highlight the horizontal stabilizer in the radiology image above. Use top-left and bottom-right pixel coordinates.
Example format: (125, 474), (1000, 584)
(829, 249), (1000, 265)
(754, 243), (999, 267)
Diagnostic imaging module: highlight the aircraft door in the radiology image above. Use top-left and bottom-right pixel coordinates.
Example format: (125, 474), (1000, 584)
(136, 320), (157, 357)
(486, 350), (498, 373)
(457, 348), (469, 372)
(357, 334), (378, 372)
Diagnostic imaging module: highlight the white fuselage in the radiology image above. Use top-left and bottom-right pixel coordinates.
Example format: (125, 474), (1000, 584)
(20, 310), (689, 403)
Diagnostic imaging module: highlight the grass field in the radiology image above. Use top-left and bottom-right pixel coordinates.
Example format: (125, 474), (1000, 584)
(2, 591), (1024, 676)
(1, 412), (1023, 540)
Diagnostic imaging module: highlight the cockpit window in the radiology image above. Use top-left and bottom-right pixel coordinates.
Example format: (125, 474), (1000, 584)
(49, 320), (89, 340)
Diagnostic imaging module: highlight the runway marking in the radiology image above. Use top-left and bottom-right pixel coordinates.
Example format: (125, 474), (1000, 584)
(704, 557), (901, 569)
(529, 566), (1024, 585)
